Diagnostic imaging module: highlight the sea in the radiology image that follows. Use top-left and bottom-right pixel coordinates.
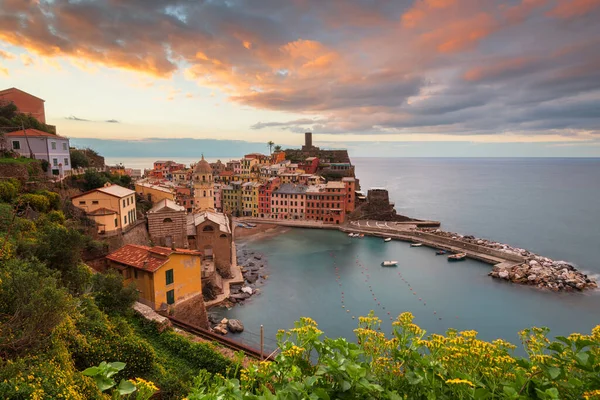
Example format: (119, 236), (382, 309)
(113, 157), (600, 353)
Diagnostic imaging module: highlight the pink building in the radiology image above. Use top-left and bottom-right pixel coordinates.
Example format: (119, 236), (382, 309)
(270, 183), (307, 220)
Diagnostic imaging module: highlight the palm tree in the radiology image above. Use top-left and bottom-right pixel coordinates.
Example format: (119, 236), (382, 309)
(267, 141), (275, 154)
(274, 145), (282, 152)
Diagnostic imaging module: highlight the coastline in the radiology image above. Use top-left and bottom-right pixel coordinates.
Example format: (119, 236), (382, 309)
(234, 223), (291, 243)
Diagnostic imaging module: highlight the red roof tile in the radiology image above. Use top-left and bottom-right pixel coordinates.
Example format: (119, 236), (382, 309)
(106, 244), (202, 272)
(5, 128), (67, 139)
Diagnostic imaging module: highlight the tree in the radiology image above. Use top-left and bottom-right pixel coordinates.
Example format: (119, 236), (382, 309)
(70, 148), (91, 169)
(267, 141), (275, 155)
(83, 170), (108, 191)
(274, 145), (282, 152)
(92, 270), (138, 315)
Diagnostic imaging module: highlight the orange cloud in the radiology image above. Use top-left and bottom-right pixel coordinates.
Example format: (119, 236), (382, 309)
(0, 49), (15, 59)
(0, 65), (8, 76)
(463, 57), (539, 81)
(419, 13), (498, 53)
(402, 0), (457, 28)
(243, 40), (252, 49)
(547, 0), (600, 18)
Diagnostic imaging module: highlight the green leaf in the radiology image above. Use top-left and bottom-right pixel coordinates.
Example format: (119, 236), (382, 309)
(503, 386), (517, 396)
(81, 366), (100, 377)
(575, 352), (589, 365)
(555, 336), (571, 346)
(116, 379), (137, 395)
(474, 388), (491, 399)
(313, 388), (330, 400)
(109, 362), (126, 371)
(406, 371), (423, 385)
(545, 388), (559, 399)
(94, 375), (116, 392)
(341, 380), (351, 392)
(547, 343), (564, 353)
(546, 366), (561, 380)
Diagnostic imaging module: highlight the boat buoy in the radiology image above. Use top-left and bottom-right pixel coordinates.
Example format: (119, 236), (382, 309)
(433, 311), (437, 314)
(419, 298), (422, 301)
(347, 310), (350, 313)
(352, 316), (355, 319)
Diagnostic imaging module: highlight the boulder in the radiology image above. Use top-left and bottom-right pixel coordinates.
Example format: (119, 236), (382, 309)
(227, 319), (244, 333)
(214, 325), (228, 335)
(527, 274), (537, 282)
(498, 270), (510, 279)
(254, 255), (262, 260)
(246, 273), (259, 284)
(241, 286), (253, 295)
(220, 318), (229, 325)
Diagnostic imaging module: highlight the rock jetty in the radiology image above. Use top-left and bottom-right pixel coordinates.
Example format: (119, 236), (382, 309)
(228, 247), (268, 305)
(208, 316), (245, 335)
(420, 229), (597, 291)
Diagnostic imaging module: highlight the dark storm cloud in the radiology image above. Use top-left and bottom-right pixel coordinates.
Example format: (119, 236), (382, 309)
(1, 0), (600, 138)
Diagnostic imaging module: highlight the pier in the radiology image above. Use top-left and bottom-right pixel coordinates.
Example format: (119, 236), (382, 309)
(234, 217), (524, 268)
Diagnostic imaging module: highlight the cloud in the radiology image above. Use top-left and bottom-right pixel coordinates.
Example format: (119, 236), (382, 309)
(66, 115), (120, 123)
(0, 0), (598, 140)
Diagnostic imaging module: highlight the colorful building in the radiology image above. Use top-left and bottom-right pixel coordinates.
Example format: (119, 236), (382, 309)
(0, 87), (47, 123)
(71, 183), (137, 234)
(300, 157), (319, 174)
(106, 244), (204, 310)
(258, 177), (280, 218)
(213, 183), (223, 212)
(186, 210), (233, 277)
(4, 129), (71, 177)
(147, 199), (187, 248)
(240, 157), (259, 178)
(193, 155), (214, 211)
(342, 177), (356, 213)
(221, 181), (242, 216)
(241, 181), (261, 217)
(271, 150), (286, 164)
(135, 181), (175, 204)
(271, 183), (307, 220)
(226, 160), (241, 175)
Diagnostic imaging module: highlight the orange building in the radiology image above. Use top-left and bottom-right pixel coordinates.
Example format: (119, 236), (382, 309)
(106, 244), (205, 310)
(0, 87), (46, 123)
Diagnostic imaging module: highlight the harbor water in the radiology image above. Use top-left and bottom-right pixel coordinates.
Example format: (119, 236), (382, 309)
(215, 158), (600, 353)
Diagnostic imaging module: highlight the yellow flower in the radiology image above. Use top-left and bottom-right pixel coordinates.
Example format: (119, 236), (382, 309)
(445, 378), (475, 387)
(583, 389), (600, 400)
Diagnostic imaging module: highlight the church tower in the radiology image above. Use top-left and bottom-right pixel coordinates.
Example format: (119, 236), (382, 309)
(193, 155), (214, 212)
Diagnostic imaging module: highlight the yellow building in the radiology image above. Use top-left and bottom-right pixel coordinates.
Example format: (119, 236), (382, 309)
(241, 181), (261, 217)
(135, 181), (175, 204)
(193, 155), (214, 211)
(221, 181), (242, 215)
(106, 244), (205, 310)
(71, 183), (137, 234)
(240, 157), (259, 178)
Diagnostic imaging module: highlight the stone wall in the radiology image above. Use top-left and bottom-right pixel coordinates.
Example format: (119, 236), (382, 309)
(349, 188), (416, 222)
(105, 219), (151, 252)
(148, 209), (187, 248)
(0, 160), (45, 183)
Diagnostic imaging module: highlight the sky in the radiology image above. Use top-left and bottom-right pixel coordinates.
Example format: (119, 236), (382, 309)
(1, 0), (599, 157)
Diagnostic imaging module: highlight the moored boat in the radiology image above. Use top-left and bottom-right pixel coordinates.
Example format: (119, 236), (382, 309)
(436, 250), (447, 255)
(410, 243), (423, 247)
(381, 260), (398, 267)
(384, 238), (392, 242)
(348, 233), (354, 237)
(359, 234), (365, 238)
(448, 253), (467, 262)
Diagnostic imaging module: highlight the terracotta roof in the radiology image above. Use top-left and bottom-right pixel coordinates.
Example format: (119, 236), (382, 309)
(148, 198), (185, 213)
(220, 170), (234, 176)
(106, 244), (202, 272)
(5, 128), (67, 139)
(87, 207), (118, 216)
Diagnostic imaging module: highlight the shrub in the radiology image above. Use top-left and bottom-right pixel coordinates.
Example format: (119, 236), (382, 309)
(37, 190), (61, 210)
(188, 313), (600, 400)
(0, 180), (18, 202)
(92, 270), (138, 315)
(16, 193), (50, 212)
(47, 210), (66, 224)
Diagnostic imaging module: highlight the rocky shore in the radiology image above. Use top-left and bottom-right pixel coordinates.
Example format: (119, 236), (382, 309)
(420, 229), (598, 292)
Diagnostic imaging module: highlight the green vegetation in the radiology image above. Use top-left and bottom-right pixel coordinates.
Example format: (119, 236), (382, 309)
(76, 169), (132, 191)
(0, 101), (55, 134)
(0, 182), (241, 399)
(189, 314), (600, 399)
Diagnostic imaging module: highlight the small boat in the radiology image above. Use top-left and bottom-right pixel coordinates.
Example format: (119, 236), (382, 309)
(246, 223), (257, 228)
(435, 250), (447, 255)
(359, 234), (365, 238)
(384, 238), (392, 242)
(381, 260), (398, 267)
(448, 253), (467, 262)
(348, 233), (354, 237)
(410, 243), (423, 247)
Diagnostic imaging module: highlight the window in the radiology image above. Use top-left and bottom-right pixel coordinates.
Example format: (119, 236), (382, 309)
(123, 199), (126, 207)
(92, 200), (99, 204)
(64, 158), (69, 166)
(134, 269), (138, 279)
(63, 142), (67, 150)
(12, 141), (20, 150)
(166, 289), (175, 305)
(124, 215), (127, 225)
(79, 201), (86, 205)
(114, 218), (118, 227)
(53, 158), (58, 166)
(51, 142), (56, 150)
(165, 269), (174, 285)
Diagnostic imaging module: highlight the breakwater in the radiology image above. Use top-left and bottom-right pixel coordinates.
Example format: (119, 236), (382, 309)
(235, 218), (597, 292)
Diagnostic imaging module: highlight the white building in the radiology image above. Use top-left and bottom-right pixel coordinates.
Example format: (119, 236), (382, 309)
(4, 128), (71, 177)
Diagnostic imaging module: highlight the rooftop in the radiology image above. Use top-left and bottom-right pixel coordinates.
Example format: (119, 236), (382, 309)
(72, 183), (135, 200)
(5, 128), (67, 139)
(135, 181), (174, 193)
(106, 244), (202, 272)
(148, 198), (185, 213)
(0, 87), (45, 101)
(326, 181), (346, 189)
(187, 210), (231, 235)
(274, 183), (308, 194)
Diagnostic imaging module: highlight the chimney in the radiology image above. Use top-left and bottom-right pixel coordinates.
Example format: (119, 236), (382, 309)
(305, 132), (312, 149)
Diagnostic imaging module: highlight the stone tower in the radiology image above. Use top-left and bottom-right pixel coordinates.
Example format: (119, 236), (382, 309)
(193, 155), (214, 212)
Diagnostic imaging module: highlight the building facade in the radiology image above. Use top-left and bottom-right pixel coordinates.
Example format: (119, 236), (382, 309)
(147, 199), (188, 248)
(135, 181), (175, 204)
(187, 211), (233, 277)
(4, 129), (71, 177)
(193, 156), (214, 211)
(71, 184), (137, 233)
(271, 183), (307, 220)
(106, 244), (204, 310)
(0, 87), (47, 123)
